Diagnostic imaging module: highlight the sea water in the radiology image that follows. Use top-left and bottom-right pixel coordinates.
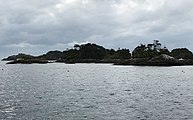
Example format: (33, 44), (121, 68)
(0, 62), (193, 120)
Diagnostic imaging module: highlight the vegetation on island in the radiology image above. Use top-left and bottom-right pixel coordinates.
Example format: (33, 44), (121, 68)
(2, 40), (193, 66)
(2, 53), (35, 61)
(132, 40), (170, 58)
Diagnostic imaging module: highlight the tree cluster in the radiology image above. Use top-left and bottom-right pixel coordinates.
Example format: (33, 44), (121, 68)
(2, 41), (193, 61)
(132, 44), (170, 58)
(35, 43), (131, 60)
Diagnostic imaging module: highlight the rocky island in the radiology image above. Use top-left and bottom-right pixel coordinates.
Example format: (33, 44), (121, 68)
(2, 40), (193, 66)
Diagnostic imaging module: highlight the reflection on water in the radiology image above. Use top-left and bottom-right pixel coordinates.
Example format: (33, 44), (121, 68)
(0, 62), (193, 120)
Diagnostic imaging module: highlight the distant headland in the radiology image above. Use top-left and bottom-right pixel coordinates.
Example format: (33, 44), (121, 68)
(2, 40), (193, 66)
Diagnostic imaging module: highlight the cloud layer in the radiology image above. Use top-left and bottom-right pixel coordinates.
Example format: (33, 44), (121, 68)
(0, 0), (193, 57)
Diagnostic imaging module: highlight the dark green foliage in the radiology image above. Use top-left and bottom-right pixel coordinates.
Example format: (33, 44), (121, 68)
(105, 48), (131, 59)
(63, 49), (80, 60)
(35, 43), (131, 60)
(41, 51), (63, 60)
(171, 48), (193, 59)
(2, 53), (34, 61)
(132, 44), (145, 58)
(79, 43), (106, 59)
(160, 48), (170, 55)
(132, 44), (153, 58)
(104, 49), (116, 59)
(132, 42), (170, 58)
(114, 49), (131, 59)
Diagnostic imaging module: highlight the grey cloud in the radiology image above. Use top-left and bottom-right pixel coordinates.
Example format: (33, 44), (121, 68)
(0, 0), (193, 58)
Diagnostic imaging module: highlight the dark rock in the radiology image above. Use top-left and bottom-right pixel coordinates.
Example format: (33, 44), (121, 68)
(114, 54), (193, 66)
(6, 59), (50, 64)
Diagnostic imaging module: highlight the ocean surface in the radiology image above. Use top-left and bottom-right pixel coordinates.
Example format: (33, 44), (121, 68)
(0, 61), (193, 120)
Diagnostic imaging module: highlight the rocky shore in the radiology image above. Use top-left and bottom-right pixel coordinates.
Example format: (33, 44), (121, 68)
(114, 54), (193, 66)
(6, 59), (50, 64)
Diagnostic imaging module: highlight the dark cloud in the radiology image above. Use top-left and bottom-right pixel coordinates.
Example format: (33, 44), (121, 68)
(0, 0), (193, 58)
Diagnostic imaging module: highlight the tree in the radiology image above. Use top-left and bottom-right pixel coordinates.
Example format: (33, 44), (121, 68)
(171, 48), (193, 59)
(132, 44), (147, 58)
(79, 43), (106, 59)
(74, 44), (80, 50)
(116, 49), (131, 59)
(132, 41), (170, 58)
(63, 49), (80, 60)
(43, 51), (63, 60)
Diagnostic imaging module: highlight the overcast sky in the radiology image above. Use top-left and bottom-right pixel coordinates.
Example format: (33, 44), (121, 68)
(0, 0), (193, 58)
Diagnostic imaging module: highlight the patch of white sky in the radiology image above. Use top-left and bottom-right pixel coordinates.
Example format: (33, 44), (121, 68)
(43, 0), (83, 21)
(45, 0), (166, 17)
(55, 0), (79, 12)
(67, 40), (89, 47)
(7, 42), (34, 48)
(112, 0), (166, 14)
